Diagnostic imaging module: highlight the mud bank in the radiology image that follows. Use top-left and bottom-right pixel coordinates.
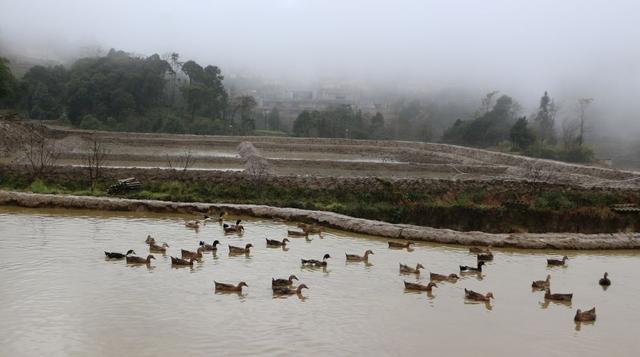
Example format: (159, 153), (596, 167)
(1, 190), (638, 250)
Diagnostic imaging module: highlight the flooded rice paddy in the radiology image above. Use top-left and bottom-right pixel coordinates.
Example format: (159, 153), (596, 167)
(0, 206), (638, 356)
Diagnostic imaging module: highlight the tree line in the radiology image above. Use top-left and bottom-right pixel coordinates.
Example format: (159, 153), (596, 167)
(0, 49), (264, 135)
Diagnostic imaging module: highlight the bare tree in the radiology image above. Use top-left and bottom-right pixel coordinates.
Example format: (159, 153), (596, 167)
(577, 97), (594, 146)
(20, 124), (60, 177)
(166, 150), (194, 172)
(478, 90), (499, 116)
(84, 133), (109, 188)
(561, 116), (581, 148)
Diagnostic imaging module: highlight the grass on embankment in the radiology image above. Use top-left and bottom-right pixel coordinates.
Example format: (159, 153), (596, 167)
(0, 174), (637, 234)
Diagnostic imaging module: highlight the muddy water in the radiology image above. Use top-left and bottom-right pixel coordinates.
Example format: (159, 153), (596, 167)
(0, 206), (638, 357)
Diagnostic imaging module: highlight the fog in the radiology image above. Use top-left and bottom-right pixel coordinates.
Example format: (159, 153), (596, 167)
(1, 0), (639, 135)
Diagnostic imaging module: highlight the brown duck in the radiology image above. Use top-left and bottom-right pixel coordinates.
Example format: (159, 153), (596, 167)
(273, 284), (309, 295)
(149, 242), (169, 253)
(477, 253), (494, 261)
(145, 235), (156, 244)
(105, 249), (135, 259)
(532, 275), (551, 290)
(460, 261), (485, 273)
(345, 250), (374, 262)
(388, 241), (415, 249)
(181, 247), (205, 260)
(228, 243), (253, 255)
(399, 263), (425, 275)
(126, 255), (156, 264)
(429, 272), (459, 282)
(266, 238), (289, 247)
(171, 256), (197, 266)
(185, 220), (200, 229)
(547, 256), (568, 266)
(298, 223), (323, 234)
(199, 240), (220, 252)
(545, 288), (573, 301)
(301, 254), (331, 267)
(574, 307), (596, 322)
(272, 275), (298, 287)
(464, 288), (494, 302)
(287, 230), (308, 237)
(215, 281), (248, 292)
(404, 281), (437, 292)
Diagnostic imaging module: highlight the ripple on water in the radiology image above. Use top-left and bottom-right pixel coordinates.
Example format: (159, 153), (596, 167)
(0, 207), (639, 357)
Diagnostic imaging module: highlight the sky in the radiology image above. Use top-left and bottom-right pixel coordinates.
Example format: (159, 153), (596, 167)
(1, 0), (639, 134)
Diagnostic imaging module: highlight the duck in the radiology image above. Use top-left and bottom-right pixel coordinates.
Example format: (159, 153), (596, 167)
(345, 250), (374, 262)
(214, 281), (248, 292)
(287, 229), (308, 237)
(429, 272), (459, 282)
(149, 242), (169, 253)
(599, 272), (611, 286)
(477, 252), (494, 261)
(460, 261), (485, 273)
(228, 243), (253, 255)
(399, 263), (425, 275)
(104, 249), (135, 259)
(547, 256), (569, 266)
(464, 288), (494, 302)
(126, 255), (156, 264)
(266, 238), (289, 247)
(388, 241), (415, 249)
(469, 246), (491, 254)
(185, 220), (200, 229)
(532, 274), (551, 290)
(404, 281), (437, 292)
(544, 288), (573, 301)
(301, 254), (331, 267)
(574, 307), (596, 322)
(298, 223), (323, 234)
(202, 214), (213, 224)
(272, 275), (299, 287)
(171, 256), (197, 266)
(181, 247), (205, 260)
(273, 284), (309, 296)
(223, 220), (244, 233)
(145, 235), (156, 244)
(199, 240), (220, 252)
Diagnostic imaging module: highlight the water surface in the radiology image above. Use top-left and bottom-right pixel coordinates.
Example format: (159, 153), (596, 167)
(0, 206), (637, 356)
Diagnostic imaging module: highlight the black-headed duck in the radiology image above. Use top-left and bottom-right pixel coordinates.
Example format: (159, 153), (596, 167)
(104, 249), (135, 259)
(460, 261), (485, 273)
(199, 240), (220, 252)
(345, 250), (374, 262)
(223, 220), (244, 233)
(599, 272), (611, 286)
(301, 254), (331, 267)
(145, 235), (156, 244)
(477, 253), (494, 261)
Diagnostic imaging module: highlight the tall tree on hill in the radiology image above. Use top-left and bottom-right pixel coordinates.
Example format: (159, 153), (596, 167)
(533, 91), (557, 144)
(0, 57), (16, 104)
(576, 97), (593, 146)
(267, 107), (281, 131)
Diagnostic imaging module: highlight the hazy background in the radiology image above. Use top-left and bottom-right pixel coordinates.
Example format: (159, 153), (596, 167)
(1, 0), (639, 137)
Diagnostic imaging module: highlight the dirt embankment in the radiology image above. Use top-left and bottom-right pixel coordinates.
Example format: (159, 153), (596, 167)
(1, 190), (639, 250)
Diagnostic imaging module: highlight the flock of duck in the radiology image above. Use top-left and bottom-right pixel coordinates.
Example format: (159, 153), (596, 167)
(104, 213), (607, 322)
